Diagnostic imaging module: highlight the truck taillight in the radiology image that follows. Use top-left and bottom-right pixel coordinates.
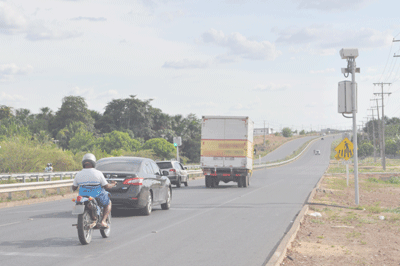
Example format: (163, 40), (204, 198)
(76, 196), (83, 202)
(123, 177), (143, 185)
(169, 169), (176, 172)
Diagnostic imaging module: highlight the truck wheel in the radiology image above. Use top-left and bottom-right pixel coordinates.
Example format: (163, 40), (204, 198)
(212, 178), (219, 188)
(247, 174), (250, 186)
(237, 177), (243, 187)
(242, 176), (248, 188)
(205, 176), (211, 188)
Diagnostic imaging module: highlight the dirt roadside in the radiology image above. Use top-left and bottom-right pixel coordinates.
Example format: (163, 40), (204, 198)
(280, 163), (400, 266)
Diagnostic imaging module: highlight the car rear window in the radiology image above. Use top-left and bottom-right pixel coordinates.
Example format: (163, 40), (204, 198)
(156, 162), (173, 169)
(96, 161), (141, 172)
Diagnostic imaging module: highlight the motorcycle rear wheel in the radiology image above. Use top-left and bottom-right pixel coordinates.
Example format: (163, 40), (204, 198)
(100, 213), (111, 238)
(77, 210), (93, 245)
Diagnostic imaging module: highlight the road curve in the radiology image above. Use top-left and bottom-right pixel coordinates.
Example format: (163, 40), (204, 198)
(0, 136), (334, 266)
(260, 135), (317, 163)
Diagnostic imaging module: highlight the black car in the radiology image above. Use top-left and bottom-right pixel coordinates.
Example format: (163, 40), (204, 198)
(156, 160), (188, 187)
(96, 157), (171, 215)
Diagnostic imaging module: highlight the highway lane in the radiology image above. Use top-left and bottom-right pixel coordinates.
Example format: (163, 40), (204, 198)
(260, 135), (317, 163)
(0, 136), (333, 266)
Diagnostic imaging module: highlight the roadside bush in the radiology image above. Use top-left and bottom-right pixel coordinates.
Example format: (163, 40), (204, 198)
(142, 138), (175, 159)
(385, 138), (399, 156)
(0, 136), (80, 173)
(358, 142), (374, 157)
(282, 127), (292, 138)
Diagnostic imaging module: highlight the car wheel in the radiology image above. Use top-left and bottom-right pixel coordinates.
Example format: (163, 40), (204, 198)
(161, 187), (171, 210)
(176, 177), (181, 188)
(184, 176), (188, 186)
(141, 192), (152, 216)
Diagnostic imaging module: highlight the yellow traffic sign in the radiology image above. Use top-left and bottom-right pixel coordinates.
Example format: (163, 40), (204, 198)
(334, 138), (354, 160)
(334, 153), (341, 160)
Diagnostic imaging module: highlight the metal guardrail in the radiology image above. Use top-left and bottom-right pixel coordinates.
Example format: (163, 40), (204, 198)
(0, 172), (77, 182)
(0, 170), (204, 200)
(253, 137), (320, 170)
(0, 167), (201, 183)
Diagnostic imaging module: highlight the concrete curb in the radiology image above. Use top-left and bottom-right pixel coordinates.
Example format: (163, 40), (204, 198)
(265, 173), (325, 266)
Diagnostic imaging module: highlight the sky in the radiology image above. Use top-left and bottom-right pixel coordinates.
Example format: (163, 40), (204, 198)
(1, 0), (400, 132)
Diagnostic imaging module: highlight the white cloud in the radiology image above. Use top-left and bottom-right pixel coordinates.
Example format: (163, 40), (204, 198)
(159, 10), (184, 23)
(188, 102), (219, 109)
(294, 0), (375, 11)
(287, 43), (336, 56)
(0, 3), (81, 41)
(276, 25), (392, 49)
(68, 87), (118, 100)
(70, 16), (107, 22)
(305, 102), (317, 107)
(0, 64), (33, 82)
(229, 99), (261, 112)
(201, 29), (281, 61)
(95, 90), (119, 100)
(0, 64), (33, 75)
(310, 68), (335, 74)
(162, 59), (209, 69)
(0, 91), (24, 102)
(253, 83), (291, 92)
(0, 2), (27, 34)
(26, 21), (81, 41)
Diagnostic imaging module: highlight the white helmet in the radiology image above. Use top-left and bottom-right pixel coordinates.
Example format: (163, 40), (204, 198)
(82, 153), (96, 168)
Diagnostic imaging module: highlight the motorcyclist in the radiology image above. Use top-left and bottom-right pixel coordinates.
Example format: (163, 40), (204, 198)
(72, 153), (116, 228)
(45, 163), (53, 172)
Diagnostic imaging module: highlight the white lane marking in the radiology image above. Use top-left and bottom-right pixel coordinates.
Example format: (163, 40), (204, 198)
(0, 221), (20, 227)
(101, 178), (285, 257)
(0, 251), (68, 257)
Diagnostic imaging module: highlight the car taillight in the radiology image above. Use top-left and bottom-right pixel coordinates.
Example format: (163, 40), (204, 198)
(77, 196), (83, 202)
(169, 169), (176, 172)
(123, 177), (143, 185)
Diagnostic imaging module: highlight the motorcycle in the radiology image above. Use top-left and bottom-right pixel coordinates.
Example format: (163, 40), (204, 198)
(72, 185), (111, 245)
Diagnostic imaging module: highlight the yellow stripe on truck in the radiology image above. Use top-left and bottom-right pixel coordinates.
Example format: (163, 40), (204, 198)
(201, 140), (253, 158)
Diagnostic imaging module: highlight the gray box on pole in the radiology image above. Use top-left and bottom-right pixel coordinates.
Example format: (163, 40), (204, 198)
(338, 81), (357, 114)
(173, 137), (182, 146)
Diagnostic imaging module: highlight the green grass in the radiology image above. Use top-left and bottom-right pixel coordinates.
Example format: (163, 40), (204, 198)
(326, 178), (347, 190)
(346, 231), (362, 238)
(363, 202), (383, 214)
(311, 219), (325, 224)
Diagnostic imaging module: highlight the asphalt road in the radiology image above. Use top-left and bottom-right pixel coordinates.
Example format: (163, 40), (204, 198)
(260, 135), (318, 163)
(0, 136), (334, 266)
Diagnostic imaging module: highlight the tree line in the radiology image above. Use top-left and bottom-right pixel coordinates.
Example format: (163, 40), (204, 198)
(358, 117), (400, 158)
(0, 95), (201, 173)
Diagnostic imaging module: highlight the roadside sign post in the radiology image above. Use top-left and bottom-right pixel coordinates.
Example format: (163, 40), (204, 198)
(335, 139), (354, 187)
(173, 137), (182, 162)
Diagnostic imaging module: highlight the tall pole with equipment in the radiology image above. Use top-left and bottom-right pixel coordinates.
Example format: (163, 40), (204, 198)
(338, 48), (360, 205)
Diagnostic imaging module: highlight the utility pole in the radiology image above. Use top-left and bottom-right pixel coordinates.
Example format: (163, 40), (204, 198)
(263, 121), (266, 145)
(373, 82), (391, 171)
(363, 118), (369, 141)
(373, 99), (383, 167)
(368, 107), (377, 163)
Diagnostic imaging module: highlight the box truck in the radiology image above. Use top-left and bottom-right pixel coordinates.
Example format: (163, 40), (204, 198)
(200, 116), (254, 188)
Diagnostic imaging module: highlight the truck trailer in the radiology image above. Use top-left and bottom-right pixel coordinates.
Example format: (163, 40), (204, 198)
(200, 116), (254, 188)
